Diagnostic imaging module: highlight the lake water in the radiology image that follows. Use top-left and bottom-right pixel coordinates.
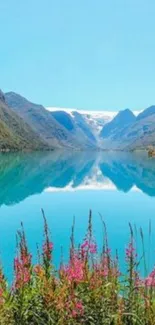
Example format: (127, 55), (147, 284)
(0, 150), (155, 281)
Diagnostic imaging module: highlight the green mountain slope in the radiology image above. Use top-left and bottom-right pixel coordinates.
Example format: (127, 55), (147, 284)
(0, 119), (19, 150)
(5, 92), (79, 148)
(0, 90), (48, 150)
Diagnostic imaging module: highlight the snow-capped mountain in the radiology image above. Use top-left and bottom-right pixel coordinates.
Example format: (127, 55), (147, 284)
(47, 107), (117, 135)
(46, 107), (144, 149)
(5, 88), (155, 152)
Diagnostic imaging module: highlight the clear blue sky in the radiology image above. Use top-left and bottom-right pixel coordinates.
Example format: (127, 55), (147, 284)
(0, 0), (155, 111)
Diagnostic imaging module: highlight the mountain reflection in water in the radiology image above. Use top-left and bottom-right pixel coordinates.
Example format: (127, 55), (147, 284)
(0, 150), (155, 206)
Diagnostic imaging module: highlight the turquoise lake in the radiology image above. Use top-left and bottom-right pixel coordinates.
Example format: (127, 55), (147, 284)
(0, 150), (155, 281)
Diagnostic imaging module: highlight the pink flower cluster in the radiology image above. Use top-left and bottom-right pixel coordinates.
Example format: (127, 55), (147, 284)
(94, 257), (109, 277)
(81, 239), (97, 255)
(126, 242), (137, 260)
(14, 252), (32, 289)
(62, 253), (84, 283)
(43, 241), (53, 260)
(145, 269), (155, 287)
(72, 301), (84, 318)
(134, 269), (155, 288)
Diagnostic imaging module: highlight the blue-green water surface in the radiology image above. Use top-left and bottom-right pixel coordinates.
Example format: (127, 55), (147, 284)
(0, 150), (155, 281)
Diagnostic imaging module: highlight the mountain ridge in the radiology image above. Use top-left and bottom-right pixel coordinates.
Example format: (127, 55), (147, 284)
(1, 88), (155, 151)
(0, 91), (48, 150)
(100, 106), (155, 150)
(5, 92), (98, 149)
(100, 109), (136, 139)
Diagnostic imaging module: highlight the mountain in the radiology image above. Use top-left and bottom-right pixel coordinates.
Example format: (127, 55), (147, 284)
(5, 92), (77, 149)
(137, 105), (155, 121)
(0, 90), (47, 150)
(100, 106), (155, 150)
(124, 109), (155, 150)
(100, 109), (136, 139)
(50, 110), (97, 148)
(48, 107), (116, 135)
(48, 108), (117, 148)
(50, 111), (74, 131)
(81, 111), (116, 135)
(99, 109), (136, 149)
(4, 89), (155, 151)
(5, 92), (98, 149)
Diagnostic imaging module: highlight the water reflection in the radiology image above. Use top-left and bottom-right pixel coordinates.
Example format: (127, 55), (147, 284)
(0, 150), (155, 206)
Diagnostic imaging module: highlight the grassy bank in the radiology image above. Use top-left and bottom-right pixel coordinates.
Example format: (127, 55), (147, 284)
(0, 211), (155, 324)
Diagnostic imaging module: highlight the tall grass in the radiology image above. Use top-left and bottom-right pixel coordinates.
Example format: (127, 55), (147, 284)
(0, 210), (155, 324)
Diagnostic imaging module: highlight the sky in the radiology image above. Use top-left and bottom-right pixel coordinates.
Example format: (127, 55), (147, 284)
(0, 0), (155, 111)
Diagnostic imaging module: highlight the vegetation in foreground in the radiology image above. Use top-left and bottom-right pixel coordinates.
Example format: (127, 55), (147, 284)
(0, 211), (155, 324)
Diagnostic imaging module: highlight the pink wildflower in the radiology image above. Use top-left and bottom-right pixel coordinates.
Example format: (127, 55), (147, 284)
(94, 258), (109, 278)
(72, 301), (84, 318)
(89, 243), (97, 254)
(72, 310), (78, 318)
(81, 240), (89, 250)
(126, 242), (137, 260)
(76, 301), (84, 311)
(81, 239), (97, 255)
(14, 252), (32, 289)
(105, 248), (111, 255)
(134, 271), (144, 287)
(61, 252), (84, 283)
(145, 268), (155, 287)
(43, 241), (53, 260)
